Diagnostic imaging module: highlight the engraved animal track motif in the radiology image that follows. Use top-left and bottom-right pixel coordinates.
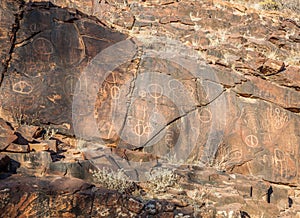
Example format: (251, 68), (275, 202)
(133, 107), (153, 137)
(267, 107), (289, 130)
(105, 72), (120, 100)
(99, 122), (116, 139)
(64, 75), (80, 98)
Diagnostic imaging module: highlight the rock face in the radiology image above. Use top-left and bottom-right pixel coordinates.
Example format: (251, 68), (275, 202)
(1, 167), (300, 218)
(0, 1), (126, 135)
(0, 0), (299, 217)
(0, 118), (17, 150)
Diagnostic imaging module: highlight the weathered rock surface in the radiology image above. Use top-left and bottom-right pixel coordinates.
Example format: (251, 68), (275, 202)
(1, 167), (300, 217)
(0, 1), (126, 135)
(0, 118), (17, 150)
(0, 0), (299, 217)
(0, 154), (10, 172)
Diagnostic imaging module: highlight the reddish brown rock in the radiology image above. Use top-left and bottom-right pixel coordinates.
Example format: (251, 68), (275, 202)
(1, 1), (297, 177)
(29, 143), (51, 152)
(0, 0), (299, 217)
(0, 0), (21, 76)
(126, 197), (144, 213)
(29, 140), (56, 152)
(16, 125), (40, 142)
(0, 165), (299, 217)
(0, 154), (10, 172)
(0, 118), (17, 151)
(260, 58), (285, 75)
(3, 151), (52, 174)
(269, 66), (300, 89)
(0, 2), (126, 135)
(5, 143), (29, 153)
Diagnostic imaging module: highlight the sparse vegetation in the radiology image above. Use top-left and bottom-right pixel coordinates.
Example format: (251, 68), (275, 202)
(11, 107), (40, 128)
(43, 127), (58, 140)
(146, 167), (178, 193)
(11, 107), (27, 127)
(92, 168), (135, 193)
(191, 186), (212, 202)
(258, 0), (300, 12)
(163, 153), (184, 165)
(281, 0), (300, 12)
(210, 144), (231, 172)
(259, 0), (281, 10)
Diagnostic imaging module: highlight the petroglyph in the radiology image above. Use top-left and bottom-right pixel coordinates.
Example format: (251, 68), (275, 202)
(198, 108), (212, 123)
(148, 84), (163, 102)
(273, 148), (288, 178)
(241, 107), (259, 132)
(32, 37), (54, 55)
(12, 81), (33, 94)
(99, 122), (116, 139)
(165, 130), (174, 148)
(267, 107), (289, 130)
(244, 134), (259, 148)
(110, 86), (120, 100)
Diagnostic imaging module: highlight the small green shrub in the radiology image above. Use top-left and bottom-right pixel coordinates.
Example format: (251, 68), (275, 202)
(43, 127), (58, 140)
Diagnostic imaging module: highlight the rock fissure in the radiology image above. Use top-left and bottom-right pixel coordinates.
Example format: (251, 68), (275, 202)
(119, 57), (141, 139)
(14, 31), (42, 48)
(0, 1), (25, 87)
(234, 92), (300, 115)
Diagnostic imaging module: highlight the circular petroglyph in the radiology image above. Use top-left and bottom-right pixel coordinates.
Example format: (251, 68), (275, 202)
(244, 134), (259, 148)
(32, 37), (54, 55)
(72, 36), (227, 181)
(12, 81), (33, 95)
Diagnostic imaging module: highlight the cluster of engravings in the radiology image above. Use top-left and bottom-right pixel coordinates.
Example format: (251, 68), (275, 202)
(250, 145), (298, 182)
(0, 8), (89, 128)
(238, 105), (290, 149)
(266, 107), (289, 131)
(87, 53), (217, 165)
(9, 8), (86, 79)
(95, 65), (136, 142)
(13, 24), (85, 77)
(72, 37), (228, 171)
(94, 59), (212, 161)
(239, 106), (263, 149)
(227, 100), (299, 182)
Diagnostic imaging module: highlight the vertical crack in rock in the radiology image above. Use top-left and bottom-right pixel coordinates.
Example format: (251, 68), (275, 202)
(89, 188), (96, 217)
(0, 0), (25, 87)
(118, 51), (142, 139)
